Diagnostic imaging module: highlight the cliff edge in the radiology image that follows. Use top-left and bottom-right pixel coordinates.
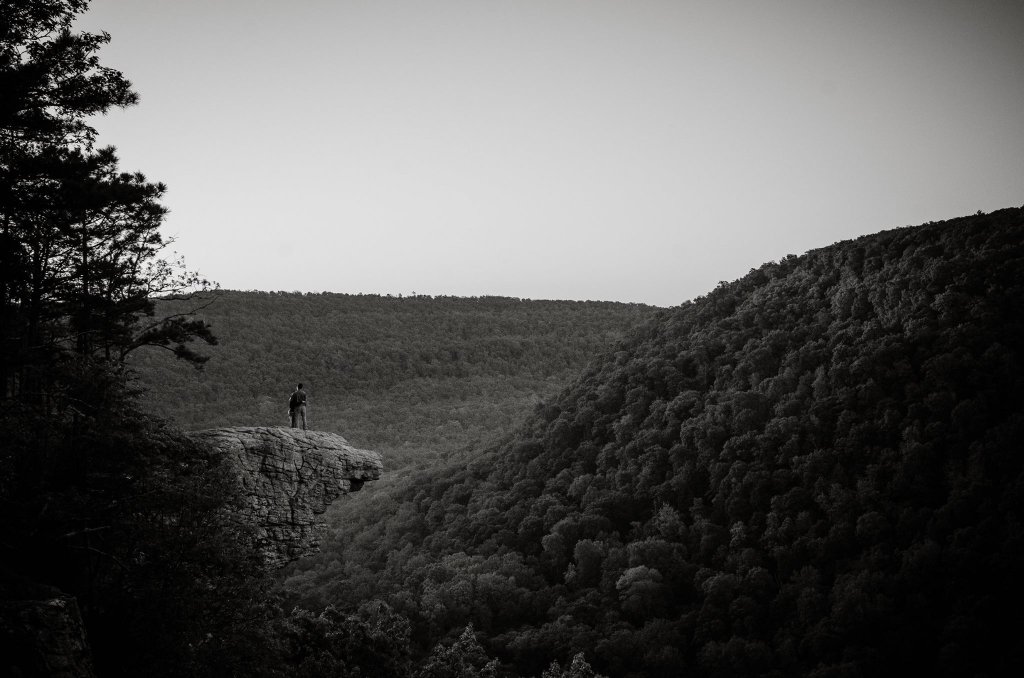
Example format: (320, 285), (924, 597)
(187, 427), (383, 567)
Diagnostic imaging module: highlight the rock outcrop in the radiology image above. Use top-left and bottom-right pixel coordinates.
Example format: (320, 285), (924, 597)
(188, 427), (383, 567)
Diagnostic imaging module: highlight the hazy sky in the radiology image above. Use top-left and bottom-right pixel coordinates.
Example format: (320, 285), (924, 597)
(76, 0), (1024, 307)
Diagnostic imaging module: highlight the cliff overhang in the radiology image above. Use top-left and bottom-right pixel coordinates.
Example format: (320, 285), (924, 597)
(187, 427), (383, 567)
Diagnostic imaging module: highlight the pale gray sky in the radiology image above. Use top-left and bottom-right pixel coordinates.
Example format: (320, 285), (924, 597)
(77, 0), (1024, 307)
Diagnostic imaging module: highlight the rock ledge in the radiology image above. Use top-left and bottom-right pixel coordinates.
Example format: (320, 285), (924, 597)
(187, 427), (383, 567)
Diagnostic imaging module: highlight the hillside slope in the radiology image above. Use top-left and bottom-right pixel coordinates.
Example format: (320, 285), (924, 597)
(284, 208), (1024, 677)
(130, 293), (654, 469)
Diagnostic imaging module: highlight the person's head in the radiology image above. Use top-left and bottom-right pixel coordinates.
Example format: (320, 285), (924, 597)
(297, 383), (303, 389)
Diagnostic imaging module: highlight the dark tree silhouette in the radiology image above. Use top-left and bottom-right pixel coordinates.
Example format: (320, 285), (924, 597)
(0, 0), (216, 412)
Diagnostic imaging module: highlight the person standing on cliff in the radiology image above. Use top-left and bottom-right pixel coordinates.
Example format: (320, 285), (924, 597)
(288, 383), (307, 430)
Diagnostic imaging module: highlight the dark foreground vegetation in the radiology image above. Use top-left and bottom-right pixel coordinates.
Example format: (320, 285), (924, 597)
(285, 207), (1024, 677)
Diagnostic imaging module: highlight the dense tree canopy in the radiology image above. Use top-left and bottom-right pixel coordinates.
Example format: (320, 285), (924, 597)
(284, 208), (1024, 678)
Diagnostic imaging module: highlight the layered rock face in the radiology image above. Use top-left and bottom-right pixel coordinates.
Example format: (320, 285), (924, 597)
(188, 427), (383, 567)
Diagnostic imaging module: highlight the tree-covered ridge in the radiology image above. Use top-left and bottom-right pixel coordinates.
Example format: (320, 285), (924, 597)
(130, 292), (655, 469)
(284, 207), (1024, 677)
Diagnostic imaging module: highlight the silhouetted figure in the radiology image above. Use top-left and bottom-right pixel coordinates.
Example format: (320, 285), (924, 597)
(289, 383), (307, 430)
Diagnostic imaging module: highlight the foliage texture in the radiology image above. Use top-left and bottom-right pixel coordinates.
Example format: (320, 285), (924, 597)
(284, 208), (1024, 678)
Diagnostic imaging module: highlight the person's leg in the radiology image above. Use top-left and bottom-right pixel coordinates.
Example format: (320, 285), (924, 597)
(290, 409), (297, 428)
(300, 405), (307, 430)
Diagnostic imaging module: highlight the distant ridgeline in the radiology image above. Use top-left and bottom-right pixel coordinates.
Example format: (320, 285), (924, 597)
(283, 208), (1024, 677)
(129, 294), (654, 469)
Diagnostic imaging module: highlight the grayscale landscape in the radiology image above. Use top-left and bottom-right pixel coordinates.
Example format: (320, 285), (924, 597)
(2, 1), (1023, 676)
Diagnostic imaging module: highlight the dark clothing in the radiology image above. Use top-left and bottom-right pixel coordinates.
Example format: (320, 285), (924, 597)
(289, 388), (307, 430)
(290, 404), (306, 430)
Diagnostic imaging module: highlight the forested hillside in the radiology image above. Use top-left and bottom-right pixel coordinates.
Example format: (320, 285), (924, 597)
(130, 293), (654, 469)
(283, 208), (1024, 677)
